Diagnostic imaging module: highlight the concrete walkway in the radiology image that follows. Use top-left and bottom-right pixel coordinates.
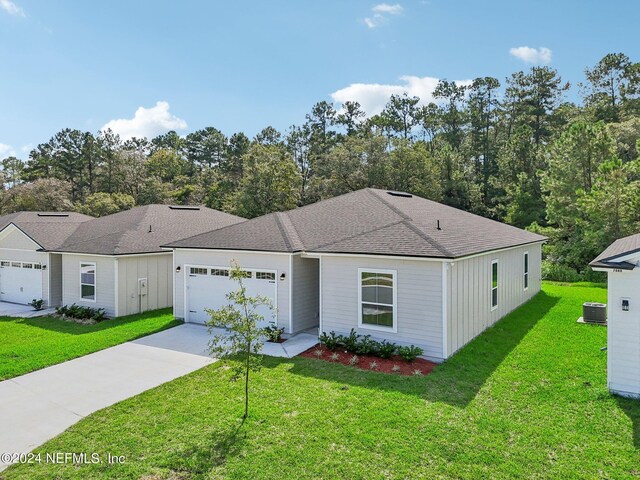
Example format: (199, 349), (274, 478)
(0, 302), (56, 318)
(0, 323), (318, 472)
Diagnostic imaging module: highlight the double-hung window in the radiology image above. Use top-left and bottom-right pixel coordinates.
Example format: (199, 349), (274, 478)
(359, 269), (397, 331)
(491, 260), (498, 310)
(80, 262), (96, 301)
(523, 252), (529, 290)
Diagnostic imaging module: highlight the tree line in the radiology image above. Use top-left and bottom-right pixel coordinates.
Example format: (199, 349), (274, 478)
(2, 52), (640, 279)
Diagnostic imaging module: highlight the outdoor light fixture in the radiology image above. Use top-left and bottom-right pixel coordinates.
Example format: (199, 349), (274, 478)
(175, 266), (181, 273)
(280, 273), (286, 281)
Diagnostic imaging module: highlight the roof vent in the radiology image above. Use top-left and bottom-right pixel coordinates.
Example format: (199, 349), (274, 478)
(37, 213), (70, 217)
(168, 206), (201, 211)
(386, 191), (412, 198)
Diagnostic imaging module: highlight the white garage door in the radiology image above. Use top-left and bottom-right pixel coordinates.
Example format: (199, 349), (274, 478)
(186, 266), (277, 327)
(0, 260), (43, 305)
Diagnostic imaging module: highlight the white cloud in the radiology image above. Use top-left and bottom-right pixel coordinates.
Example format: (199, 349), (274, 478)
(0, 143), (16, 158)
(0, 0), (25, 16)
(509, 46), (552, 65)
(364, 3), (403, 28)
(101, 101), (188, 140)
(330, 75), (472, 116)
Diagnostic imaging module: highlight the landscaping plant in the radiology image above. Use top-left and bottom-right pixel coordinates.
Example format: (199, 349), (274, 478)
(319, 331), (341, 351)
(206, 261), (275, 419)
(264, 323), (285, 343)
(397, 345), (424, 362)
(29, 299), (45, 311)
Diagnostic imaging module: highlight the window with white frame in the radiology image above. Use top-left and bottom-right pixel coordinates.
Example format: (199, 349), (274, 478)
(190, 267), (208, 275)
(80, 263), (96, 301)
(359, 269), (396, 329)
(523, 252), (529, 290)
(211, 268), (229, 277)
(256, 271), (275, 281)
(491, 260), (498, 310)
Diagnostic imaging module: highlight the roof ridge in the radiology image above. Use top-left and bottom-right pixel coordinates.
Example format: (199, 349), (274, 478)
(273, 213), (294, 251)
(366, 189), (454, 258)
(278, 211), (305, 251)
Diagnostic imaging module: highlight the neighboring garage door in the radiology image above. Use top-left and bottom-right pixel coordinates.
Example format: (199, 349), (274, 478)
(0, 260), (43, 304)
(186, 266), (277, 327)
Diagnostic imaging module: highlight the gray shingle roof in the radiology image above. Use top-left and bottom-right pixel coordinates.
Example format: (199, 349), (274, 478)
(0, 211), (94, 250)
(590, 232), (640, 270)
(166, 189), (546, 259)
(53, 205), (245, 255)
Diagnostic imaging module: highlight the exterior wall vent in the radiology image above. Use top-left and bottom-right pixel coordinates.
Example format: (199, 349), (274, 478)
(168, 206), (201, 211)
(37, 213), (70, 217)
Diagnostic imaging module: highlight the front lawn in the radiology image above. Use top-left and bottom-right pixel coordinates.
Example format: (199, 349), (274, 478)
(0, 308), (181, 380)
(6, 283), (640, 479)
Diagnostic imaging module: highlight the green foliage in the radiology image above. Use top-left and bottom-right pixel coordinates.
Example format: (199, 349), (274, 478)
(396, 345), (424, 362)
(319, 331), (341, 351)
(354, 335), (379, 356)
(264, 323), (285, 343)
(339, 328), (360, 353)
(29, 299), (44, 311)
(377, 340), (397, 359)
(55, 304), (107, 322)
(206, 261), (275, 418)
(77, 192), (135, 217)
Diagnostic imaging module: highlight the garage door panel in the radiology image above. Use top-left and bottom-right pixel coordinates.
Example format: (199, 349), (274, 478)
(186, 266), (276, 327)
(0, 261), (43, 305)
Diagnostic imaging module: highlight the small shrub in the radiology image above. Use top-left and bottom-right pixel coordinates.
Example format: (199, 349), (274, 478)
(377, 340), (397, 359)
(29, 299), (45, 311)
(412, 369), (423, 376)
(265, 323), (285, 342)
(313, 348), (324, 358)
(397, 345), (424, 362)
(348, 355), (359, 366)
(341, 329), (360, 353)
(319, 331), (341, 351)
(391, 364), (401, 373)
(329, 352), (340, 362)
(56, 304), (106, 322)
(355, 335), (379, 356)
(369, 360), (379, 370)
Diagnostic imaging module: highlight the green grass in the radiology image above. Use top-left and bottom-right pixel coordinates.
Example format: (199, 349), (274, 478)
(0, 308), (181, 380)
(5, 284), (640, 479)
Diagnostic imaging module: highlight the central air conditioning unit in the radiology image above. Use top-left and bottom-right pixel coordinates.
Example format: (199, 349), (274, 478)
(583, 302), (607, 323)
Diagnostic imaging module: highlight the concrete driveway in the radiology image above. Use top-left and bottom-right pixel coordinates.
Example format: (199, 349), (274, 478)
(0, 324), (214, 472)
(0, 323), (318, 472)
(0, 302), (56, 318)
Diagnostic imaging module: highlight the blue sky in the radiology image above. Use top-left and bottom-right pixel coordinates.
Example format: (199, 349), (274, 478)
(1, 0), (638, 158)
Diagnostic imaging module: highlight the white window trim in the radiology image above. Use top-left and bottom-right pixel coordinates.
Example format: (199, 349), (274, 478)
(357, 267), (398, 333)
(491, 260), (498, 311)
(80, 261), (97, 303)
(523, 251), (529, 291)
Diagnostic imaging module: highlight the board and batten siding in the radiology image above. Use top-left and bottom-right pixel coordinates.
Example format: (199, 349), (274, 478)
(446, 243), (542, 356)
(173, 249), (291, 331)
(0, 227), (49, 304)
(291, 255), (319, 333)
(61, 254), (116, 317)
(605, 260), (640, 398)
(320, 255), (443, 361)
(48, 253), (63, 306)
(116, 253), (173, 317)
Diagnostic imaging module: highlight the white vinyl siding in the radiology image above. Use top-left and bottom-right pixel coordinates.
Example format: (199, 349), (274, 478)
(116, 254), (173, 316)
(446, 243), (542, 357)
(291, 255), (320, 333)
(606, 261), (640, 398)
(62, 255), (116, 316)
(321, 255), (443, 361)
(48, 253), (63, 307)
(173, 249), (291, 332)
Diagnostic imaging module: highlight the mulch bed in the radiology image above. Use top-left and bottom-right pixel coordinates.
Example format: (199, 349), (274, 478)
(299, 344), (437, 376)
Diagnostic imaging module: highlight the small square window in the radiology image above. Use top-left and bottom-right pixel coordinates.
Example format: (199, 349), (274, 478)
(190, 267), (208, 275)
(1, 261), (10, 267)
(256, 271), (275, 281)
(211, 268), (229, 277)
(11, 262), (21, 268)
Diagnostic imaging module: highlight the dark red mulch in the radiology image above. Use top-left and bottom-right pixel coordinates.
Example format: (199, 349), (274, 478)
(299, 344), (437, 376)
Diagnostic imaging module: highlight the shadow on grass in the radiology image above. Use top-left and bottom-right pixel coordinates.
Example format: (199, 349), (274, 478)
(615, 395), (640, 449)
(0, 308), (179, 336)
(167, 418), (247, 475)
(279, 291), (559, 408)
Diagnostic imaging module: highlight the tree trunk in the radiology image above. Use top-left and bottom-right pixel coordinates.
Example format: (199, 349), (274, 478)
(243, 343), (250, 419)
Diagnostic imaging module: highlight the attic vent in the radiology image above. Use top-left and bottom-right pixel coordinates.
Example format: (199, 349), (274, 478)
(386, 191), (412, 198)
(37, 213), (69, 217)
(168, 206), (201, 211)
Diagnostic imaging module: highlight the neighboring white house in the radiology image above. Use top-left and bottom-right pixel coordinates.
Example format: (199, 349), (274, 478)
(0, 212), (93, 307)
(166, 188), (546, 362)
(48, 205), (244, 317)
(591, 234), (640, 398)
